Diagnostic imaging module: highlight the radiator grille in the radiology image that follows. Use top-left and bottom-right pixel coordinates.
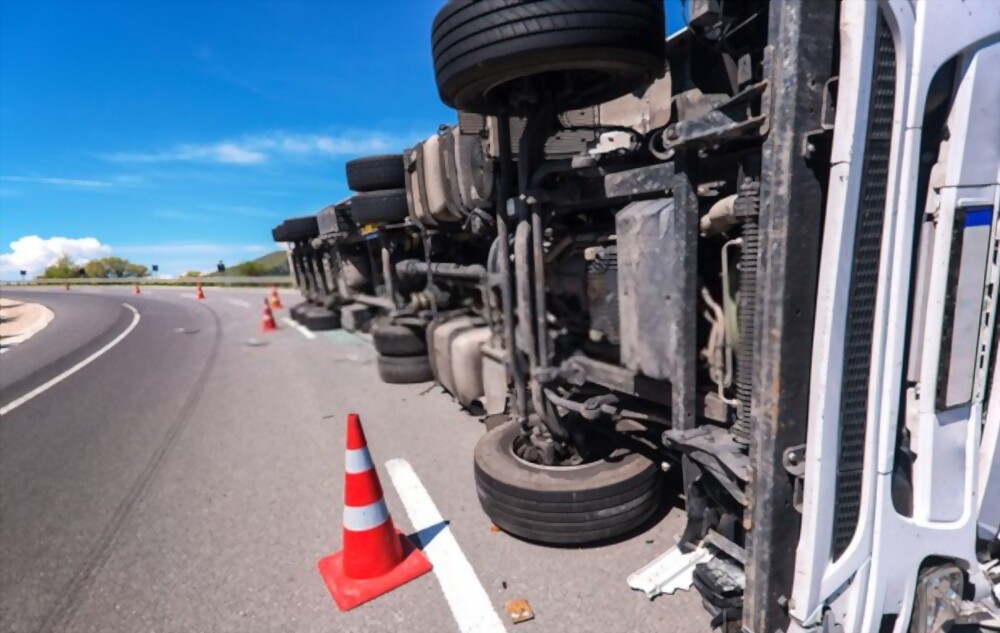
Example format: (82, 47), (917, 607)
(832, 11), (896, 559)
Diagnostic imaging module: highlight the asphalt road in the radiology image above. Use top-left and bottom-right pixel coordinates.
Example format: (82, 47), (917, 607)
(0, 286), (708, 633)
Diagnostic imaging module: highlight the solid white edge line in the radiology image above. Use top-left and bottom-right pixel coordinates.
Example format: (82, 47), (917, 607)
(227, 298), (251, 308)
(0, 303), (141, 416)
(385, 458), (508, 633)
(0, 303), (55, 352)
(280, 317), (316, 340)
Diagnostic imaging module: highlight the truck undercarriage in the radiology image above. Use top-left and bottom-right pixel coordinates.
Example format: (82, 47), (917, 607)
(273, 1), (1000, 630)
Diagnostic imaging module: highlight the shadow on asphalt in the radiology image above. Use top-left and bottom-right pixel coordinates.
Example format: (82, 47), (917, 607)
(408, 520), (450, 550)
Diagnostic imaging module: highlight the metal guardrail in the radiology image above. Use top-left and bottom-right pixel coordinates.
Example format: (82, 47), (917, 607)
(2, 276), (295, 287)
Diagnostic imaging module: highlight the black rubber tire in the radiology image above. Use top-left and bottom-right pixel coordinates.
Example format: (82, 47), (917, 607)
(474, 420), (663, 545)
(349, 189), (410, 225)
(432, 0), (666, 114)
(271, 223), (289, 242)
(282, 215), (319, 241)
(301, 308), (341, 331)
(346, 154), (405, 192)
(290, 302), (309, 322)
(371, 317), (427, 357)
(376, 354), (433, 384)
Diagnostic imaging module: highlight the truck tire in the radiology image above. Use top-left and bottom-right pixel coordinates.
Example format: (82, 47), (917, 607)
(349, 189), (410, 225)
(301, 308), (341, 331)
(432, 0), (666, 114)
(376, 354), (434, 384)
(474, 420), (664, 544)
(290, 302), (309, 322)
(346, 154), (405, 192)
(283, 215), (319, 241)
(371, 318), (427, 357)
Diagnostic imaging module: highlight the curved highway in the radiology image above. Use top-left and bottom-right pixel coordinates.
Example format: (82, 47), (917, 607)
(1, 290), (222, 633)
(0, 286), (707, 633)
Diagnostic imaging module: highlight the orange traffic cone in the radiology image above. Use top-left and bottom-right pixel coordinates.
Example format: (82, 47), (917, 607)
(196, 282), (206, 300)
(269, 286), (284, 309)
(317, 414), (432, 611)
(259, 298), (278, 333)
(133, 284), (141, 295)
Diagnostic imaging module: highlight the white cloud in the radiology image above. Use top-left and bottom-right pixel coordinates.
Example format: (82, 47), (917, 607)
(202, 204), (281, 219)
(102, 130), (399, 165)
(0, 236), (113, 277)
(151, 209), (212, 223)
(0, 176), (113, 188)
(104, 142), (267, 165)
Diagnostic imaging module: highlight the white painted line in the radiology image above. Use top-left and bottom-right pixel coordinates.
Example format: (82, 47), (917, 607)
(385, 458), (507, 633)
(281, 317), (315, 340)
(0, 302), (55, 353)
(227, 298), (251, 308)
(0, 303), (141, 416)
(179, 293), (197, 299)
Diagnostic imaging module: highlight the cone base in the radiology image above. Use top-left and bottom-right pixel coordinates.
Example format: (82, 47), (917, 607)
(317, 530), (432, 611)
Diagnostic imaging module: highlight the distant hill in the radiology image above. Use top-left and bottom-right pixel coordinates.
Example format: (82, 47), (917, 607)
(246, 250), (290, 274)
(210, 250), (290, 277)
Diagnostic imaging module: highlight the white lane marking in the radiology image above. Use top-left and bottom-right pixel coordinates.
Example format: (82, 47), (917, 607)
(0, 303), (141, 416)
(227, 298), (251, 308)
(179, 293), (197, 299)
(0, 303), (55, 354)
(385, 458), (507, 633)
(281, 317), (315, 340)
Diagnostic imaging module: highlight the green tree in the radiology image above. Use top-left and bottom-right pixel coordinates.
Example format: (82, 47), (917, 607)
(83, 259), (110, 278)
(83, 257), (148, 278)
(40, 255), (84, 279)
(124, 262), (148, 278)
(181, 271), (203, 278)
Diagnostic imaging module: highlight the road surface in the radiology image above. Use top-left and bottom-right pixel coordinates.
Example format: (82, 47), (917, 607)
(0, 286), (708, 633)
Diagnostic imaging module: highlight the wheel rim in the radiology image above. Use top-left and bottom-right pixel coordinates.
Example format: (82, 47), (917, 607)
(509, 426), (622, 471)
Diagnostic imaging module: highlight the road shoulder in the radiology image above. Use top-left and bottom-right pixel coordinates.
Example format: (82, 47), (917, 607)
(0, 297), (55, 353)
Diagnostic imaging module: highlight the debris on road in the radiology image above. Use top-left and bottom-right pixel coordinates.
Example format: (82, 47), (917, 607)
(504, 598), (535, 624)
(627, 545), (712, 600)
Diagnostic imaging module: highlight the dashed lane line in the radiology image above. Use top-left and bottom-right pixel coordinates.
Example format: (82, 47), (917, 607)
(385, 458), (508, 633)
(281, 317), (316, 340)
(0, 303), (141, 416)
(227, 299), (251, 308)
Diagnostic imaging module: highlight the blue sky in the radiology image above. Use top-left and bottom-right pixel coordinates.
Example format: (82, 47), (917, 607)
(0, 0), (684, 278)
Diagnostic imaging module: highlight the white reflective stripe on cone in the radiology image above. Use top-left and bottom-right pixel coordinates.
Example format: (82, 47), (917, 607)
(343, 499), (390, 531)
(345, 447), (374, 474)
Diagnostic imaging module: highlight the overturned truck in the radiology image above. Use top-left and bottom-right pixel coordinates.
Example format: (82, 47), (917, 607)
(276, 1), (1000, 631)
